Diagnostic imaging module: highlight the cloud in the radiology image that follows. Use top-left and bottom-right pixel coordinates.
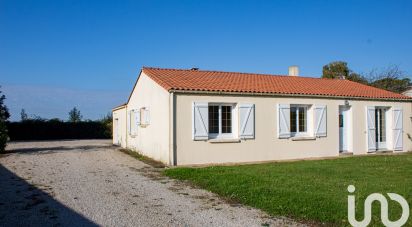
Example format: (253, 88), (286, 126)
(2, 84), (129, 121)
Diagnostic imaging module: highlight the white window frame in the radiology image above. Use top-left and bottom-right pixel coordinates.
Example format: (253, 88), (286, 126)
(208, 103), (234, 139)
(140, 107), (149, 127)
(290, 104), (309, 137)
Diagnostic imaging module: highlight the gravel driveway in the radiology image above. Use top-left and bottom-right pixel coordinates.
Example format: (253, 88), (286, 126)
(0, 140), (303, 227)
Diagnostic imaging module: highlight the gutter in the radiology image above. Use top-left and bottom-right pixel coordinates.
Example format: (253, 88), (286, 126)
(169, 89), (412, 102)
(112, 105), (126, 111)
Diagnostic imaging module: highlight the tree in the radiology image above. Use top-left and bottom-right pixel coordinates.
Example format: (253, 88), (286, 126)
(346, 72), (369, 84)
(20, 109), (28, 121)
(0, 87), (10, 152)
(322, 61), (350, 79)
(100, 112), (113, 138)
(68, 107), (82, 123)
(322, 61), (368, 84)
(366, 66), (411, 93)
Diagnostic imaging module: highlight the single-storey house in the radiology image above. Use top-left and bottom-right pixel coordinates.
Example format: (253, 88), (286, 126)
(112, 66), (412, 166)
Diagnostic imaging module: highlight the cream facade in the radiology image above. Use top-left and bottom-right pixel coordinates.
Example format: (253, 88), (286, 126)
(124, 72), (171, 164)
(113, 71), (412, 166)
(174, 94), (412, 165)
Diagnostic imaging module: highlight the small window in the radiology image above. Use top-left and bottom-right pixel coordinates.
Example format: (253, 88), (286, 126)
(290, 105), (307, 135)
(208, 104), (233, 138)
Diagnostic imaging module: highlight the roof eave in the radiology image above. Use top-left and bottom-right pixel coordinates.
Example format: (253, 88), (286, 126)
(112, 104), (127, 111)
(169, 89), (412, 102)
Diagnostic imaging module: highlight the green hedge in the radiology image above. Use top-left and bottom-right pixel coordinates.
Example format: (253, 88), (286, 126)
(7, 120), (111, 141)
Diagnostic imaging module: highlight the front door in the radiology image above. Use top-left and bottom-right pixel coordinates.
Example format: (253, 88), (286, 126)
(339, 107), (349, 152)
(375, 108), (387, 150)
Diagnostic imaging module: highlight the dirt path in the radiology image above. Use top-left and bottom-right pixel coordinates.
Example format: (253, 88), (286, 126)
(0, 140), (303, 227)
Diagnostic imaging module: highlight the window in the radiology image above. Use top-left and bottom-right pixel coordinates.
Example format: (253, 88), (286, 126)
(222, 106), (232, 133)
(339, 114), (343, 128)
(375, 108), (386, 143)
(208, 106), (219, 133)
(290, 105), (307, 135)
(208, 104), (233, 138)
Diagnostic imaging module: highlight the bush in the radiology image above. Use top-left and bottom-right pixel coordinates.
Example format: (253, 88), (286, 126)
(0, 88), (10, 152)
(7, 120), (111, 141)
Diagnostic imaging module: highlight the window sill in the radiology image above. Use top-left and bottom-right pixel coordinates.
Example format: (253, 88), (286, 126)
(291, 136), (316, 141)
(368, 150), (393, 154)
(208, 138), (241, 143)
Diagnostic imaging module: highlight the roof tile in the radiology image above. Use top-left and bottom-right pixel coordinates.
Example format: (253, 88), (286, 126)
(142, 67), (411, 100)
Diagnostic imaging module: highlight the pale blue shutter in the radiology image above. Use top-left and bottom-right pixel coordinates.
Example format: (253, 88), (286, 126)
(135, 109), (141, 128)
(192, 102), (208, 140)
(145, 107), (150, 125)
(278, 104), (291, 138)
(130, 110), (138, 136)
(393, 107), (403, 151)
(314, 105), (327, 137)
(239, 104), (255, 139)
(367, 106), (376, 151)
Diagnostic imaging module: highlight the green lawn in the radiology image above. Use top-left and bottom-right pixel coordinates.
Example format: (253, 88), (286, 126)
(164, 153), (412, 226)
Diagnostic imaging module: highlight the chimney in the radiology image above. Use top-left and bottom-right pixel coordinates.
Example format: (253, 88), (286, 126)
(288, 66), (299, 76)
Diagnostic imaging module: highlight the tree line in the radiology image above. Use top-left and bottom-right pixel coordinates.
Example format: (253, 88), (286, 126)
(20, 107), (100, 123)
(0, 91), (113, 150)
(7, 107), (113, 142)
(321, 61), (410, 93)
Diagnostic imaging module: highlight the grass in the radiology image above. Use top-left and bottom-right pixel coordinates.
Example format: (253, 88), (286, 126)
(164, 153), (412, 226)
(119, 148), (165, 168)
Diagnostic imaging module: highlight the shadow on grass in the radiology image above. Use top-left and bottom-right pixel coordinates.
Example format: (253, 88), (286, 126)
(0, 164), (98, 226)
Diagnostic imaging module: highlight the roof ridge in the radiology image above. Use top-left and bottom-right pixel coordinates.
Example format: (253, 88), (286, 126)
(142, 66), (332, 80)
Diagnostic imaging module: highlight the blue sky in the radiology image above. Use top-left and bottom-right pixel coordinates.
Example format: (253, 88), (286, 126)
(1, 0), (411, 121)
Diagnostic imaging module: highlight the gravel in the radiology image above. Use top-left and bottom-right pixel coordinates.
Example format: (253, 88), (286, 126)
(0, 140), (305, 227)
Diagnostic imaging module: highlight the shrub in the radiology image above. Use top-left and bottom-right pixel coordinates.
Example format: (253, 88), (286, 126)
(0, 88), (10, 152)
(7, 120), (111, 141)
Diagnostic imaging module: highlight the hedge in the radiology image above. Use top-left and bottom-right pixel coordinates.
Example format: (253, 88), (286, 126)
(7, 120), (111, 141)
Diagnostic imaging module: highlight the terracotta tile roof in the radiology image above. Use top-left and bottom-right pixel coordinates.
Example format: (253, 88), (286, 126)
(142, 67), (412, 100)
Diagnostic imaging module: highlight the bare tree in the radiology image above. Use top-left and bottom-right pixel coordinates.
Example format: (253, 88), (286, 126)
(20, 109), (28, 121)
(365, 65), (410, 93)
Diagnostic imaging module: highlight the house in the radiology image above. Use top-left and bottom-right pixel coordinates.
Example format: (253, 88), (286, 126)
(112, 66), (412, 166)
(402, 86), (412, 97)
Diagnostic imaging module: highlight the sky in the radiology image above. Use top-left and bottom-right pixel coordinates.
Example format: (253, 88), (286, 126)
(1, 0), (411, 121)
